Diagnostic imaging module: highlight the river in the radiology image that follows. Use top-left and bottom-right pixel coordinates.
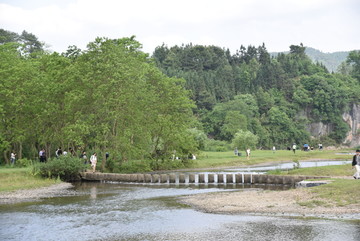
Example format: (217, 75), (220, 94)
(0, 160), (359, 241)
(1, 182), (359, 241)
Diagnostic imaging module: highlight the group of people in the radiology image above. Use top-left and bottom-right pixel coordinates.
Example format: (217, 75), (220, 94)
(234, 147), (251, 159)
(38, 147), (100, 173)
(55, 147), (76, 157)
(288, 143), (323, 153)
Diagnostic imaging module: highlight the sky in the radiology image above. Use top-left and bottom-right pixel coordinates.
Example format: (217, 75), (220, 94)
(0, 0), (359, 55)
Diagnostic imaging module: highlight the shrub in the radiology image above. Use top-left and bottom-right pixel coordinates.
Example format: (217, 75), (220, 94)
(15, 158), (33, 167)
(204, 139), (231, 152)
(31, 156), (86, 181)
(119, 160), (152, 173)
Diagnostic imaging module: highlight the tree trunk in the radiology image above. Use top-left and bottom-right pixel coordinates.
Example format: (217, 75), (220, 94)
(101, 146), (107, 171)
(3, 151), (9, 165)
(18, 142), (23, 159)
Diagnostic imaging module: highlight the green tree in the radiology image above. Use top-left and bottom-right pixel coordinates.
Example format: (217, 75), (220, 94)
(346, 50), (360, 81)
(221, 111), (247, 141)
(231, 130), (259, 151)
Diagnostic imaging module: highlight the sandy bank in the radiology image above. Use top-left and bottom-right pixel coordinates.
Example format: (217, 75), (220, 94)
(0, 182), (75, 204)
(179, 188), (360, 218)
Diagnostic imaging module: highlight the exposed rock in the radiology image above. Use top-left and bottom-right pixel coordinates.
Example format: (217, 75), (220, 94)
(306, 103), (360, 147)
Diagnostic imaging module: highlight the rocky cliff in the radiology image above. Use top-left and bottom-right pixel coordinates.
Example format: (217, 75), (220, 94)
(342, 103), (360, 147)
(306, 103), (360, 147)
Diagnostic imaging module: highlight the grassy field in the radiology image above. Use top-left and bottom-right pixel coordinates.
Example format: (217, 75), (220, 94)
(194, 149), (352, 169)
(298, 179), (360, 207)
(0, 167), (60, 192)
(266, 162), (359, 208)
(268, 164), (354, 176)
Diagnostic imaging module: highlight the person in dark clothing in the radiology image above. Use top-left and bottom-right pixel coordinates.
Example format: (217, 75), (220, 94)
(352, 149), (360, 179)
(56, 147), (63, 158)
(39, 149), (46, 162)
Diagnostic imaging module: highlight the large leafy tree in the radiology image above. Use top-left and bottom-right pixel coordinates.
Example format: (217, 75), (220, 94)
(0, 35), (197, 167)
(346, 50), (360, 81)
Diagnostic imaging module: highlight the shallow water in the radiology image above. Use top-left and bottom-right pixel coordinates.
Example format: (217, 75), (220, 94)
(225, 160), (352, 172)
(0, 182), (359, 241)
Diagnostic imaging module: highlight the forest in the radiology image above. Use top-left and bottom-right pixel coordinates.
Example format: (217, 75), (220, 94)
(1, 29), (360, 168)
(152, 43), (360, 149)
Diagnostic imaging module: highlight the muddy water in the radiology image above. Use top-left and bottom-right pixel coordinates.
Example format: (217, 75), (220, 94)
(0, 182), (359, 241)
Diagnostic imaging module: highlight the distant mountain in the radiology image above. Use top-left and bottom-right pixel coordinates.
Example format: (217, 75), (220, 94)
(305, 47), (350, 73)
(271, 47), (351, 73)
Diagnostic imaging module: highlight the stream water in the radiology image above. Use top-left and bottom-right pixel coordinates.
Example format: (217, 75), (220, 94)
(0, 160), (359, 241)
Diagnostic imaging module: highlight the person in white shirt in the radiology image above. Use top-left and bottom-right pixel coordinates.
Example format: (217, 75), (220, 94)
(90, 152), (97, 173)
(10, 151), (16, 165)
(246, 148), (251, 160)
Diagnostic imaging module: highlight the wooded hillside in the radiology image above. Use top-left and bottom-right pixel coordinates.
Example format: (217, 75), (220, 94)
(1, 28), (360, 165)
(152, 43), (360, 149)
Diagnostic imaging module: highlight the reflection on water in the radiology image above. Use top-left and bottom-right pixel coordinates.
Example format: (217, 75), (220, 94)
(90, 186), (97, 199)
(0, 182), (359, 241)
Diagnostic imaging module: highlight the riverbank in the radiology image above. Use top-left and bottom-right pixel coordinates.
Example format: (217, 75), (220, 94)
(0, 182), (75, 204)
(179, 184), (360, 218)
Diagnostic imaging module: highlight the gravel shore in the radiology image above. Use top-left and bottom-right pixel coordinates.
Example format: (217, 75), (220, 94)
(179, 187), (360, 218)
(0, 182), (75, 204)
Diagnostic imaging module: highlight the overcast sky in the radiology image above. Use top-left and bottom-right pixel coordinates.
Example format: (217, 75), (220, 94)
(1, 0), (359, 55)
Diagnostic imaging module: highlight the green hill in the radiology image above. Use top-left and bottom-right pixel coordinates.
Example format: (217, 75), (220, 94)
(305, 47), (350, 72)
(271, 47), (353, 73)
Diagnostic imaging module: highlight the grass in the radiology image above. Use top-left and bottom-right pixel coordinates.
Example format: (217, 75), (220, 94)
(266, 160), (359, 208)
(297, 179), (360, 207)
(194, 149), (352, 169)
(194, 150), (359, 208)
(268, 164), (354, 176)
(309, 179), (360, 206)
(0, 167), (61, 193)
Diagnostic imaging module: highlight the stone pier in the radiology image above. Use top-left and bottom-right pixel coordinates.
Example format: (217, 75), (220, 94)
(80, 172), (330, 186)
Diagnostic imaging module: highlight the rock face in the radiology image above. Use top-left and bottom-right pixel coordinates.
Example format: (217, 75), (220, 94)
(342, 103), (360, 147)
(306, 103), (360, 147)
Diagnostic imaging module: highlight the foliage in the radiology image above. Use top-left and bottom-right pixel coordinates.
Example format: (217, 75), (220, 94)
(153, 43), (359, 148)
(118, 160), (153, 173)
(204, 139), (231, 152)
(13, 158), (33, 167)
(1, 29), (360, 167)
(346, 50), (360, 81)
(0, 34), (196, 167)
(231, 130), (259, 151)
(31, 156), (86, 181)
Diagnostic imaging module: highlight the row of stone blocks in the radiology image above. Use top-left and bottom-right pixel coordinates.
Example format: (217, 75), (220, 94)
(80, 172), (328, 185)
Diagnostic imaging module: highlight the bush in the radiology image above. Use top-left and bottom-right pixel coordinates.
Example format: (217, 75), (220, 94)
(119, 160), (152, 173)
(204, 139), (231, 152)
(150, 157), (195, 171)
(15, 158), (33, 167)
(31, 156), (86, 181)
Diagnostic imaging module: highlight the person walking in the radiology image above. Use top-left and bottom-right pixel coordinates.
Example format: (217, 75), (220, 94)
(39, 149), (46, 162)
(352, 149), (360, 179)
(246, 148), (251, 160)
(55, 147), (63, 158)
(292, 143), (296, 154)
(80, 151), (88, 164)
(90, 152), (97, 173)
(10, 151), (16, 166)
